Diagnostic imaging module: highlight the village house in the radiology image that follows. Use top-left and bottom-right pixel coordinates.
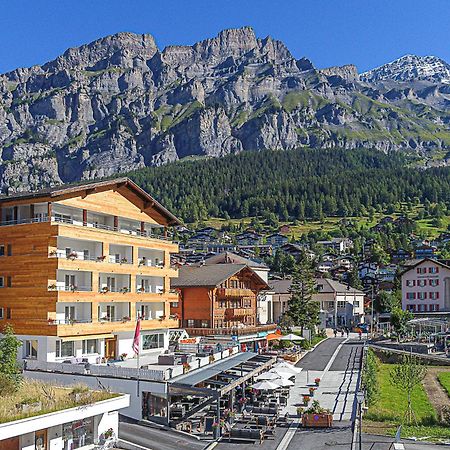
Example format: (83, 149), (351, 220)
(401, 258), (450, 314)
(316, 237), (353, 254)
(271, 278), (365, 329)
(0, 178), (181, 363)
(171, 263), (275, 351)
(265, 233), (289, 248)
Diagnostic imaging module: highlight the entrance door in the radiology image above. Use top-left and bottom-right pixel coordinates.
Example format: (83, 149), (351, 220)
(35, 429), (47, 450)
(105, 337), (117, 360)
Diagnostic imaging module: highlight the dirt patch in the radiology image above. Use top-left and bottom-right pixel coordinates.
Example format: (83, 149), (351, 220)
(422, 367), (450, 419)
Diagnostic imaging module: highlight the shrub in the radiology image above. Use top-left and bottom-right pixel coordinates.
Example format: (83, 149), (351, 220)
(362, 348), (379, 406)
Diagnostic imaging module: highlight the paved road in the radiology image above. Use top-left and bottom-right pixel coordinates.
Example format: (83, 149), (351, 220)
(295, 337), (345, 371)
(119, 422), (205, 450)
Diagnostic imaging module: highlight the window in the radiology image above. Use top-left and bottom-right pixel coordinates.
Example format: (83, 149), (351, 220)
(187, 319), (194, 327)
(83, 250), (90, 260)
(142, 333), (164, 350)
(6, 308), (11, 319)
(429, 292), (440, 300)
(406, 280), (415, 287)
(429, 304), (436, 312)
(429, 279), (439, 286)
(56, 340), (75, 358)
(337, 301), (346, 308)
(0, 308), (3, 319)
(418, 292), (427, 300)
(429, 267), (439, 274)
(24, 340), (38, 359)
(416, 267), (426, 274)
(82, 339), (98, 354)
(0, 277), (3, 288)
(406, 304), (415, 312)
(418, 280), (427, 287)
(406, 292), (415, 300)
(353, 301), (360, 308)
(0, 246), (4, 257)
(170, 302), (179, 308)
(201, 320), (209, 328)
(63, 418), (94, 449)
(6, 277), (11, 287)
(7, 245), (11, 256)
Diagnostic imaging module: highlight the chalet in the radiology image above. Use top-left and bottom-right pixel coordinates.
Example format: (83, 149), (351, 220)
(316, 238), (353, 254)
(279, 243), (315, 260)
(391, 248), (412, 264)
(265, 233), (289, 248)
(235, 231), (263, 246)
(171, 264), (274, 351)
(414, 244), (437, 260)
(279, 224), (291, 234)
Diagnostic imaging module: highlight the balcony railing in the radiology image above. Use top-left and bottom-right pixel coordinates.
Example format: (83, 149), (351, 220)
(51, 285), (92, 292)
(49, 250), (100, 261)
(0, 216), (171, 241)
(136, 286), (164, 294)
(138, 258), (165, 268)
(225, 307), (253, 318)
(99, 286), (131, 294)
(185, 323), (278, 337)
(108, 255), (133, 265)
(216, 288), (255, 297)
(49, 318), (93, 325)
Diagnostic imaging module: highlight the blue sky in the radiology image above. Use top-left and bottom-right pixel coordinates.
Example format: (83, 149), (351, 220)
(1, 0), (449, 74)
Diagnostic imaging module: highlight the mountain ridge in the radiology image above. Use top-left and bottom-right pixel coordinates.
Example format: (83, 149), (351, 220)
(0, 27), (450, 194)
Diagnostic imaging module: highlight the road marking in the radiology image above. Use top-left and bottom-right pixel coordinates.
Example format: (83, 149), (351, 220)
(275, 418), (300, 450)
(322, 338), (348, 376)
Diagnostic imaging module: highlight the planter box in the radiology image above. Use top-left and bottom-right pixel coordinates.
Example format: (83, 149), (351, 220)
(302, 413), (333, 428)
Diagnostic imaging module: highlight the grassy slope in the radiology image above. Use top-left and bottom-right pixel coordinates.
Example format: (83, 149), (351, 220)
(202, 207), (450, 240)
(438, 372), (450, 397)
(364, 364), (450, 441)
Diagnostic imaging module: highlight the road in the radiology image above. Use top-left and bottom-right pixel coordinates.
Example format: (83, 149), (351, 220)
(119, 422), (205, 450)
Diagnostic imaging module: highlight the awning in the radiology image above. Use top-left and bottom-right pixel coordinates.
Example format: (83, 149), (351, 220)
(60, 334), (114, 342)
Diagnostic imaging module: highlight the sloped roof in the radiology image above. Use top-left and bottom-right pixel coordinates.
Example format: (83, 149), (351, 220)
(0, 177), (182, 226)
(203, 251), (268, 269)
(171, 264), (269, 289)
(270, 277), (364, 295)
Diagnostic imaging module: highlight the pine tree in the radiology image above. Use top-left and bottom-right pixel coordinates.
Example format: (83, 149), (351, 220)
(287, 258), (320, 334)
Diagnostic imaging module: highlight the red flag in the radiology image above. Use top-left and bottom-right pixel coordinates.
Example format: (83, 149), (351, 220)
(133, 317), (141, 354)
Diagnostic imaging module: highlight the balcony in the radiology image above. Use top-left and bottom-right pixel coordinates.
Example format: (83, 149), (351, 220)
(98, 302), (130, 322)
(216, 288), (255, 297)
(50, 236), (103, 261)
(0, 204), (171, 243)
(108, 244), (133, 265)
(185, 323), (278, 337)
(51, 270), (92, 292)
(138, 248), (165, 268)
(99, 273), (131, 293)
(137, 302), (165, 321)
(136, 276), (164, 294)
(225, 307), (253, 318)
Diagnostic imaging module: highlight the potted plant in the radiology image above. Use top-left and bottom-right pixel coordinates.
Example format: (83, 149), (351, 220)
(67, 251), (78, 260)
(315, 378), (321, 386)
(302, 400), (333, 428)
(120, 257), (128, 264)
(69, 284), (78, 292)
(47, 318), (56, 325)
(120, 353), (128, 361)
(101, 286), (109, 294)
(296, 406), (304, 417)
(302, 394), (311, 406)
(96, 255), (106, 262)
(48, 283), (57, 291)
(309, 387), (316, 396)
(182, 362), (191, 373)
(121, 287), (129, 294)
(49, 249), (58, 257)
(137, 287), (145, 293)
(121, 316), (131, 322)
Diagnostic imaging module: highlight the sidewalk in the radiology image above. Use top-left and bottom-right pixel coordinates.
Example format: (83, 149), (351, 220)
(281, 337), (362, 421)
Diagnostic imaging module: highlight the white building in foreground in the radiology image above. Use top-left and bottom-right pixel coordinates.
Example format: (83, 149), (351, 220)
(0, 392), (129, 450)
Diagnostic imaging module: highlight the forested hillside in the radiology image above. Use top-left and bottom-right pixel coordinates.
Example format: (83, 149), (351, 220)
(128, 149), (450, 223)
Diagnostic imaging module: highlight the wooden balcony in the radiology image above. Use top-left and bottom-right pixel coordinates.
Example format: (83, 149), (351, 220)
(216, 288), (255, 297)
(225, 307), (253, 318)
(185, 323), (277, 337)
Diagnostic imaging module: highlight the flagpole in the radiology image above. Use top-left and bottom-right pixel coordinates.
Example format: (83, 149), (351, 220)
(137, 348), (140, 397)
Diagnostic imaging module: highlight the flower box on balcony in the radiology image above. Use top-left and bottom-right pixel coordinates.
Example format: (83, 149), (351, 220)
(96, 255), (106, 262)
(122, 316), (131, 323)
(67, 252), (78, 260)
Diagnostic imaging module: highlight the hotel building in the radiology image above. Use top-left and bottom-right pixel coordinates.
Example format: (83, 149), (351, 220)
(0, 178), (181, 363)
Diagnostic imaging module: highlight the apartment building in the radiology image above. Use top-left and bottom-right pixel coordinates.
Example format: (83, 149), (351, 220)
(0, 178), (181, 363)
(401, 258), (450, 314)
(171, 264), (275, 350)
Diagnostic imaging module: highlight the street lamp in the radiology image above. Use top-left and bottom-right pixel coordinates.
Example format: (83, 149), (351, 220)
(356, 391), (365, 450)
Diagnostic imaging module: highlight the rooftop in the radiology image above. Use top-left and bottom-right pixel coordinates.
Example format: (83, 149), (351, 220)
(0, 379), (118, 424)
(202, 251), (268, 269)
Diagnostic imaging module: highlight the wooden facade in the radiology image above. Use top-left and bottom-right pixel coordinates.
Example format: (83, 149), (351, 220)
(0, 179), (180, 338)
(171, 266), (267, 332)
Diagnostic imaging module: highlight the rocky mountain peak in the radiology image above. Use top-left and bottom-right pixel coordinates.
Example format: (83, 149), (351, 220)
(43, 32), (158, 72)
(361, 54), (450, 84)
